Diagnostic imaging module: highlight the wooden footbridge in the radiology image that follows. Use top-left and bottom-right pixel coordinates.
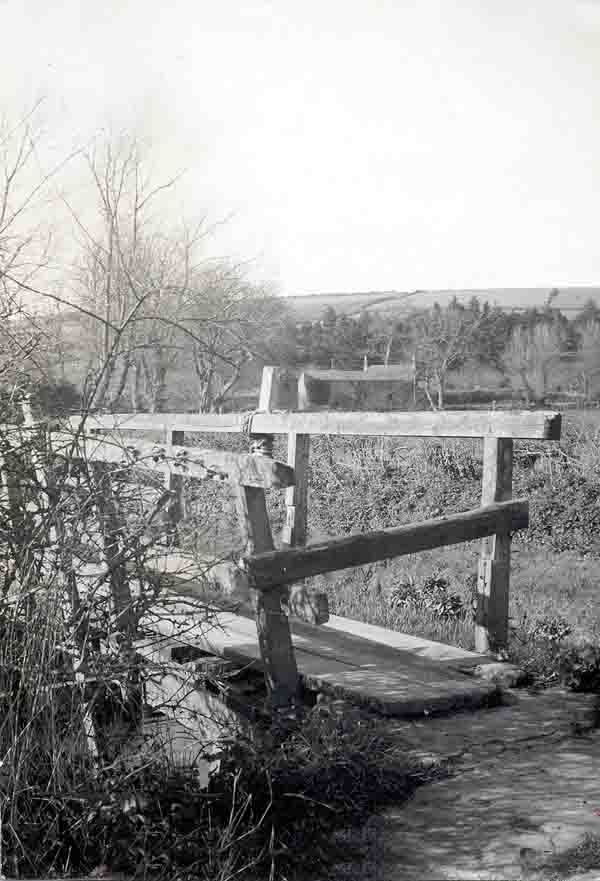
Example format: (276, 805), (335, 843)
(47, 367), (561, 720)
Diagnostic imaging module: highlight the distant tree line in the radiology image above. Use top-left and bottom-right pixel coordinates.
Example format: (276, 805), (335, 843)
(274, 294), (600, 409)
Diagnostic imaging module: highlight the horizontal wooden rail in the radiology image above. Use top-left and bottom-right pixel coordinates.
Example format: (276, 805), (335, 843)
(302, 367), (414, 382)
(50, 432), (295, 489)
(244, 498), (528, 590)
(72, 409), (561, 439)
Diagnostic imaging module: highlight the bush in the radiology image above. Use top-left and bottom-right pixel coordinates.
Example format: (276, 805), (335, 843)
(530, 615), (573, 643)
(525, 472), (600, 556)
(558, 644), (600, 692)
(2, 700), (431, 880)
(389, 574), (467, 622)
(31, 379), (81, 418)
(0, 378), (82, 422)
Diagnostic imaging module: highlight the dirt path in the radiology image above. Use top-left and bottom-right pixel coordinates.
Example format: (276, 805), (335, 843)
(329, 689), (600, 880)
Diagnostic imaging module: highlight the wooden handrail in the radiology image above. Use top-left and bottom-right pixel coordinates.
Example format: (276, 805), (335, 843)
(244, 499), (528, 590)
(50, 432), (295, 489)
(70, 408), (561, 440)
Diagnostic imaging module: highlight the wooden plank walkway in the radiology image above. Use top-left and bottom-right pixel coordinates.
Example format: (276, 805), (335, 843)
(140, 597), (498, 717)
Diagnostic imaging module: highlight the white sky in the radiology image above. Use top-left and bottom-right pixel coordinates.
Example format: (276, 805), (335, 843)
(2, 0), (600, 295)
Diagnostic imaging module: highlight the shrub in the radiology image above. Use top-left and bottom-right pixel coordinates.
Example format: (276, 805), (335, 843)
(1, 699), (431, 880)
(425, 442), (482, 481)
(525, 472), (600, 556)
(530, 615), (573, 643)
(31, 379), (81, 418)
(558, 644), (600, 693)
(389, 574), (467, 622)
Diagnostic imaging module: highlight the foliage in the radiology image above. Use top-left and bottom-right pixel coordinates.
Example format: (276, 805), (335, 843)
(529, 615), (573, 643)
(389, 574), (467, 621)
(558, 644), (600, 693)
(30, 378), (82, 418)
(411, 297), (512, 409)
(524, 471), (600, 555)
(576, 318), (600, 401)
(502, 316), (573, 403)
(1, 677), (429, 880)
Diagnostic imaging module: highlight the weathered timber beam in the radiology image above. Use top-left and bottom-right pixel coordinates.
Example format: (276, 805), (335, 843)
(72, 410), (561, 440)
(302, 368), (414, 382)
(69, 413), (243, 434)
(50, 432), (295, 489)
(244, 498), (529, 590)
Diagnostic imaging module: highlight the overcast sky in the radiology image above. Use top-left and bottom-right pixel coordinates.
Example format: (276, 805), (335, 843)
(2, 0), (600, 296)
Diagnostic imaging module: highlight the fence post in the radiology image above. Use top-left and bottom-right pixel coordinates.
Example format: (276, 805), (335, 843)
(166, 428), (185, 546)
(475, 436), (513, 655)
(235, 484), (299, 710)
(258, 366), (280, 411)
(91, 462), (134, 637)
(282, 372), (309, 547)
(257, 366), (310, 547)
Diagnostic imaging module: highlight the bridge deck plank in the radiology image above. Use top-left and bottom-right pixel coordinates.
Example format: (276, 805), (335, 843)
(142, 598), (497, 716)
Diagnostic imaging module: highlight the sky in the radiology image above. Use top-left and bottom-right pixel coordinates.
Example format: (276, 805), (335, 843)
(2, 0), (600, 296)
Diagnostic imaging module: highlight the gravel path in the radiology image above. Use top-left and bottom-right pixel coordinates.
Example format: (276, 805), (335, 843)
(326, 688), (600, 880)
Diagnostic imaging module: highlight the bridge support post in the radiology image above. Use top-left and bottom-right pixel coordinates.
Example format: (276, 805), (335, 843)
(236, 484), (300, 713)
(258, 366), (322, 620)
(475, 437), (513, 656)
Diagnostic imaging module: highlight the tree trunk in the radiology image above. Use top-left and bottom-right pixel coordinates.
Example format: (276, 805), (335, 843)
(90, 356), (117, 411)
(436, 374), (445, 410)
(384, 334), (393, 368)
(519, 368), (533, 405)
(198, 371), (213, 413)
(151, 361), (168, 413)
(131, 359), (145, 412)
(423, 378), (437, 411)
(111, 355), (131, 410)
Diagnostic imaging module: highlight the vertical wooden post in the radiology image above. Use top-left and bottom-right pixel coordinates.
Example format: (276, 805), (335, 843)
(258, 366), (280, 411)
(475, 437), (513, 656)
(235, 484), (299, 710)
(166, 429), (185, 546)
(282, 432), (309, 547)
(91, 461), (142, 749)
(297, 372), (309, 411)
(91, 462), (134, 637)
(282, 373), (310, 547)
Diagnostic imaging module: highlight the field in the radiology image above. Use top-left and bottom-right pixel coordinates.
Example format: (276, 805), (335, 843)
(284, 286), (600, 321)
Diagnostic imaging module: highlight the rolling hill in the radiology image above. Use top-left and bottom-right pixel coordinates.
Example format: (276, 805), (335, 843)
(282, 287), (600, 322)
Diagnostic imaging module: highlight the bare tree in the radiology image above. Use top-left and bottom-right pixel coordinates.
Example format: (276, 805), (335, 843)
(69, 137), (189, 410)
(411, 301), (483, 410)
(502, 321), (568, 404)
(0, 107), (52, 384)
(577, 319), (600, 401)
(182, 264), (282, 413)
(71, 136), (282, 414)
